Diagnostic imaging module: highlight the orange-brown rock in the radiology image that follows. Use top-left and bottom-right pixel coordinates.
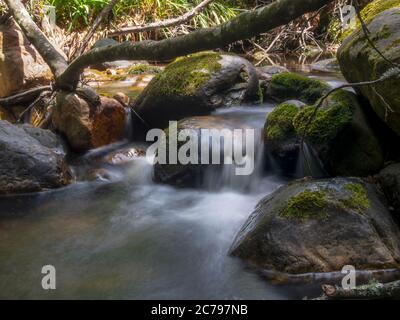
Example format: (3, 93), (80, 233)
(53, 92), (127, 152)
(0, 19), (52, 98)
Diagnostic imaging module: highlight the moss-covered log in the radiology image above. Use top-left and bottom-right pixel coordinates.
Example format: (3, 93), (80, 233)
(319, 280), (400, 299)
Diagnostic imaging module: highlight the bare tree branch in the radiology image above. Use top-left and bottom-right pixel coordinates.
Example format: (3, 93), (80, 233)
(72, 0), (120, 59)
(56, 0), (334, 90)
(108, 0), (214, 37)
(3, 0), (68, 78)
(0, 86), (52, 107)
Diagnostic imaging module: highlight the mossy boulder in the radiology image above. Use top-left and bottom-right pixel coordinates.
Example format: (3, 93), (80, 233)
(341, 0), (400, 39)
(337, 6), (400, 136)
(133, 52), (260, 130)
(378, 163), (400, 216)
(293, 90), (384, 176)
(264, 100), (305, 172)
(229, 177), (400, 277)
(266, 72), (330, 104)
(0, 120), (72, 194)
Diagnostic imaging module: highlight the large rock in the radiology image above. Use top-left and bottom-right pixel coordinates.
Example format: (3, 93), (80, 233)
(293, 89), (384, 176)
(133, 52), (260, 130)
(0, 120), (71, 194)
(153, 116), (251, 187)
(230, 178), (400, 276)
(52, 89), (127, 152)
(337, 5), (400, 135)
(378, 163), (400, 216)
(0, 19), (52, 98)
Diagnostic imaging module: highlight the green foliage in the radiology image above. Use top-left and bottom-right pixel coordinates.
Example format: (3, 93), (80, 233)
(265, 102), (299, 142)
(280, 190), (328, 221)
(45, 0), (239, 31)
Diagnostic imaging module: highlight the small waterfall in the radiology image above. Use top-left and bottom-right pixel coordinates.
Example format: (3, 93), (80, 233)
(123, 107), (134, 140)
(296, 142), (328, 178)
(202, 128), (266, 193)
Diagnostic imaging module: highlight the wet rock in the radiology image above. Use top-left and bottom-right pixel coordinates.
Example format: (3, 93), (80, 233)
(153, 116), (250, 187)
(0, 19), (52, 98)
(52, 89), (127, 151)
(0, 120), (71, 194)
(256, 65), (289, 81)
(293, 90), (384, 176)
(133, 52), (260, 130)
(337, 5), (400, 136)
(105, 147), (145, 165)
(310, 58), (340, 73)
(230, 177), (400, 276)
(266, 72), (330, 104)
(378, 163), (400, 215)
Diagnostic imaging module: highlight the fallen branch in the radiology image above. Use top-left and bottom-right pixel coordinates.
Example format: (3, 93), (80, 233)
(0, 86), (52, 107)
(318, 280), (400, 299)
(72, 0), (120, 59)
(109, 0), (214, 37)
(3, 0), (68, 78)
(56, 0), (334, 90)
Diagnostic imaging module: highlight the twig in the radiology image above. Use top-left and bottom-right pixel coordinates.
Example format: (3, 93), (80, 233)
(72, 0), (120, 59)
(108, 0), (214, 37)
(17, 90), (51, 123)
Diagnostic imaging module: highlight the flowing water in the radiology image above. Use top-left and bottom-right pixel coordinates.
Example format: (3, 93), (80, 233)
(0, 64), (347, 300)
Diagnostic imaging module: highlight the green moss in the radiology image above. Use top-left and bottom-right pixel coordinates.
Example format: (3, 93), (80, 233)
(280, 190), (328, 221)
(150, 52), (222, 97)
(375, 25), (392, 39)
(342, 0), (400, 39)
(342, 183), (370, 212)
(293, 89), (354, 145)
(127, 64), (162, 75)
(265, 103), (299, 142)
(269, 72), (330, 104)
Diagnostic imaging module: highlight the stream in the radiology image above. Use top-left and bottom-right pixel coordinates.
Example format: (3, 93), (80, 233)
(0, 61), (347, 299)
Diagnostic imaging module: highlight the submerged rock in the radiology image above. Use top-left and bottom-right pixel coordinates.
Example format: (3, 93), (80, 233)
(293, 90), (383, 176)
(52, 89), (127, 152)
(133, 52), (260, 130)
(0, 120), (71, 194)
(0, 19), (52, 98)
(266, 72), (330, 104)
(337, 6), (400, 136)
(378, 163), (400, 216)
(153, 116), (251, 187)
(230, 177), (400, 276)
